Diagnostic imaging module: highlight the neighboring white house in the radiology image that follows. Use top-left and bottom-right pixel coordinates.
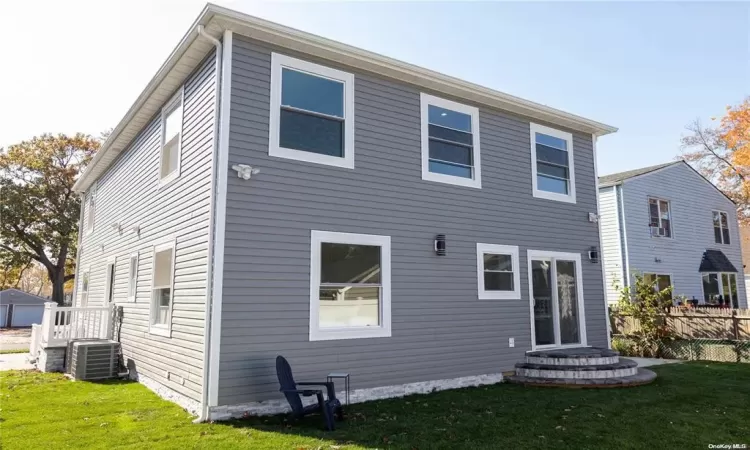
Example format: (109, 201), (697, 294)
(599, 161), (747, 308)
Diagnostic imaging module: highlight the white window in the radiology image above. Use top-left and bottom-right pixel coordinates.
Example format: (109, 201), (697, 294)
(80, 269), (90, 307)
(702, 272), (739, 308)
(476, 244), (521, 300)
(160, 90), (183, 185)
(420, 93), (481, 188)
(309, 230), (391, 341)
(84, 185), (96, 235)
(150, 241), (175, 336)
(643, 273), (672, 299)
(128, 253), (138, 302)
(530, 123), (576, 203)
(269, 53), (354, 169)
(713, 210), (730, 244)
(648, 197), (672, 238)
(105, 258), (116, 304)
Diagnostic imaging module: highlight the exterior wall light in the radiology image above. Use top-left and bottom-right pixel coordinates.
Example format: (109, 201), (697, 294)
(434, 234), (446, 256)
(588, 246), (599, 263)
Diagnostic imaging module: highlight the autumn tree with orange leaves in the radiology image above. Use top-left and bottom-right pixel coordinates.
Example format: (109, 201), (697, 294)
(682, 98), (750, 224)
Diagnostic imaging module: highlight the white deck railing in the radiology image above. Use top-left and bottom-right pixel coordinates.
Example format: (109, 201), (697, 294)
(39, 303), (114, 348)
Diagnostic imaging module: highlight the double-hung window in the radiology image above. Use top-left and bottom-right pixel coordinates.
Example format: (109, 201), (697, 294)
(702, 272), (738, 308)
(128, 252), (139, 302)
(643, 273), (672, 299)
(150, 241), (175, 336)
(713, 211), (730, 244)
(420, 93), (481, 188)
(648, 198), (672, 238)
(160, 89), (183, 185)
(476, 244), (521, 300)
(530, 123), (575, 203)
(80, 269), (90, 307)
(309, 231), (391, 341)
(269, 53), (355, 169)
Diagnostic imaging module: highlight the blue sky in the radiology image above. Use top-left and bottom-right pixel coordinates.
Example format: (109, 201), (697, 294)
(2, 1), (747, 176)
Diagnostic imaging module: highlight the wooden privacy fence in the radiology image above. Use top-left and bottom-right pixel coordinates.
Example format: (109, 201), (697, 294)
(611, 307), (750, 340)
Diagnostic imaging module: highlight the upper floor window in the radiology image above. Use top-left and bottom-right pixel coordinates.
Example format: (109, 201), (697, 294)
(530, 123), (576, 203)
(269, 53), (354, 169)
(420, 93), (481, 188)
(648, 197), (672, 238)
(150, 241), (175, 336)
(476, 243), (521, 300)
(84, 184), (96, 235)
(309, 230), (391, 341)
(160, 89), (183, 185)
(713, 210), (730, 244)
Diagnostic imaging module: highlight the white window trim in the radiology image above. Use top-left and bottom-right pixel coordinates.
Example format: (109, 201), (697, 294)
(713, 210), (730, 245)
(420, 93), (482, 189)
(648, 197), (673, 239)
(84, 183), (96, 236)
(105, 256), (116, 304)
(700, 272), (739, 306)
(159, 88), (184, 188)
(268, 53), (355, 169)
(476, 243), (521, 300)
(309, 230), (391, 341)
(149, 240), (176, 337)
(128, 252), (139, 302)
(530, 123), (576, 203)
(80, 266), (90, 307)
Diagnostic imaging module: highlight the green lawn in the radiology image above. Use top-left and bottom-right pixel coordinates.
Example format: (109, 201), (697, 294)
(1, 363), (749, 449)
(0, 349), (28, 354)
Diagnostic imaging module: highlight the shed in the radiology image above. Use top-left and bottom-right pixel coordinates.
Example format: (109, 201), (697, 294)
(0, 289), (54, 328)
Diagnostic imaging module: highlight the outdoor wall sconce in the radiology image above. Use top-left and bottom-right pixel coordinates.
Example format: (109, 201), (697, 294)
(588, 246), (599, 263)
(231, 164), (260, 180)
(588, 212), (599, 223)
(110, 222), (122, 233)
(131, 224), (140, 235)
(434, 234), (446, 256)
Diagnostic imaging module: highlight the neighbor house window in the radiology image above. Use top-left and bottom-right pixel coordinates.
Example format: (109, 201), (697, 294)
(648, 197), (672, 238)
(269, 53), (354, 169)
(530, 123), (576, 203)
(420, 93), (481, 188)
(84, 185), (96, 235)
(476, 244), (521, 300)
(309, 230), (391, 341)
(128, 253), (138, 302)
(713, 211), (730, 244)
(105, 258), (116, 304)
(160, 89), (183, 184)
(702, 272), (738, 308)
(80, 269), (90, 307)
(150, 241), (175, 336)
(643, 273), (672, 299)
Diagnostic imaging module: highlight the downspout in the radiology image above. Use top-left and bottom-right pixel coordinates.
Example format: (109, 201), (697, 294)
(196, 24), (223, 424)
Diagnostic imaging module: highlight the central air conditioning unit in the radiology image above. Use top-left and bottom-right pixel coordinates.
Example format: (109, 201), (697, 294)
(66, 339), (120, 381)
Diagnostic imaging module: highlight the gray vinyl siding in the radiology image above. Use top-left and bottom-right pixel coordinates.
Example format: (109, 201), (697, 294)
(217, 35), (608, 405)
(75, 52), (217, 402)
(620, 163), (747, 307)
(599, 186), (624, 303)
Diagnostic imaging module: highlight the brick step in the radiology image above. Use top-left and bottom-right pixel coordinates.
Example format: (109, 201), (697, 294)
(515, 358), (637, 372)
(505, 368), (657, 388)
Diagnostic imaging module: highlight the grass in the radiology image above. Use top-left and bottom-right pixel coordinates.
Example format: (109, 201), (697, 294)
(1, 363), (749, 449)
(0, 349), (28, 354)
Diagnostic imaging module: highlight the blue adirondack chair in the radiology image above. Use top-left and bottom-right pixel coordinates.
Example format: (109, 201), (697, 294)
(275, 355), (344, 431)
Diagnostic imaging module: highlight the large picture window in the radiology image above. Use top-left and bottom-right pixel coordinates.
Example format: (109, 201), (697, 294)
(702, 272), (738, 308)
(476, 243), (521, 300)
(309, 231), (391, 341)
(420, 93), (481, 188)
(269, 53), (355, 169)
(530, 123), (576, 203)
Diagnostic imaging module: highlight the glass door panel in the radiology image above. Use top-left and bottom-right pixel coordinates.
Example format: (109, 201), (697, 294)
(556, 260), (580, 345)
(531, 259), (555, 346)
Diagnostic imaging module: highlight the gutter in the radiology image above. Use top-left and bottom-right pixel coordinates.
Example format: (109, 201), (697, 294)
(195, 24), (223, 424)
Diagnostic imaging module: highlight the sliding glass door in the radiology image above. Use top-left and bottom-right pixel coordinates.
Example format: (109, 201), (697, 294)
(529, 251), (586, 349)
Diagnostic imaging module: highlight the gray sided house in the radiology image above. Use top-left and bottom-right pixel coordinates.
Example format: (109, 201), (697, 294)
(599, 161), (747, 308)
(71, 4), (617, 420)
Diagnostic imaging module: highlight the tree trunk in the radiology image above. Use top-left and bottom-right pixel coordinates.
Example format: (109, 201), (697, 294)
(50, 271), (66, 305)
